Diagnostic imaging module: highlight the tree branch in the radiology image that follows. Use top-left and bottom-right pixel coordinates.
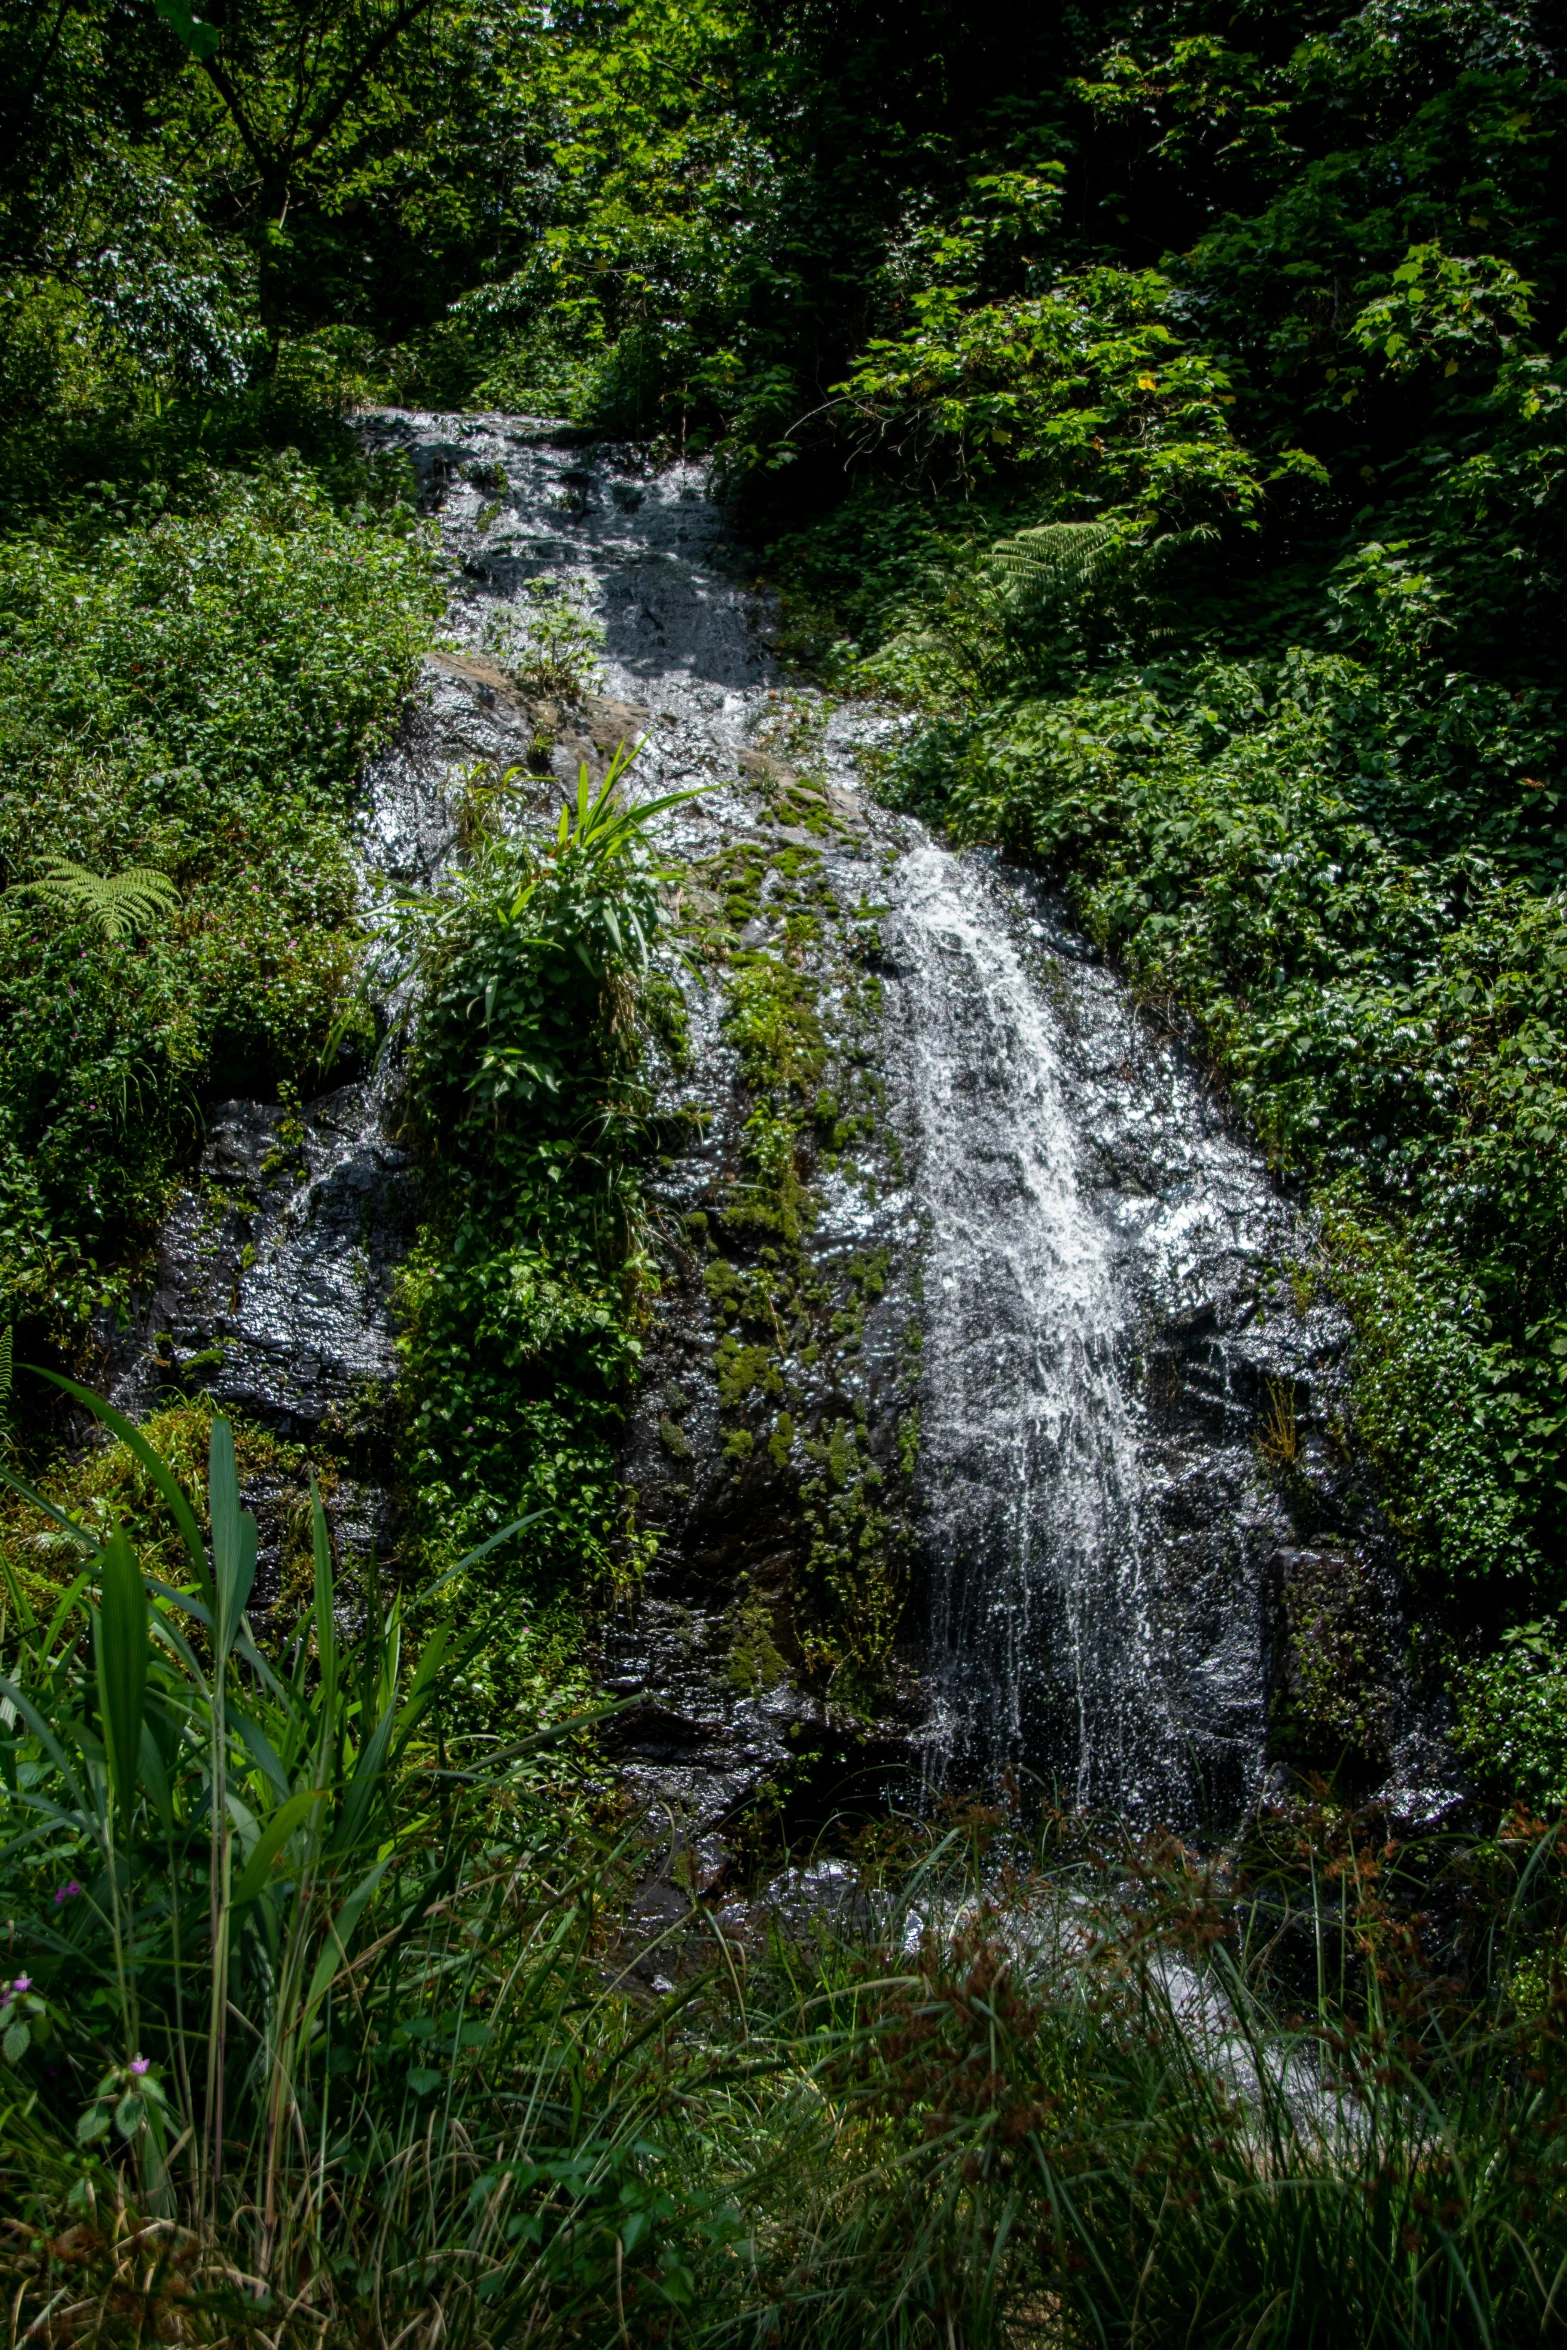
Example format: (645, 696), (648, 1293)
(198, 51), (276, 193)
(295, 0), (441, 171)
(194, 0), (443, 216)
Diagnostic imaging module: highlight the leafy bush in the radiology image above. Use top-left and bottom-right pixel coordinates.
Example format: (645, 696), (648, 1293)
(393, 755), (698, 1714)
(0, 1381), (740, 2340)
(0, 467), (437, 1352)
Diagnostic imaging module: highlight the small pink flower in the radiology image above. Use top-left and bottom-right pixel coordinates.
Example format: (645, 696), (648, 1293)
(130, 2057), (150, 2077)
(53, 1881), (82, 1905)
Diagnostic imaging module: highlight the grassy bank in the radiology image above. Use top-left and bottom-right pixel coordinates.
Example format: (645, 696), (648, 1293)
(4, 1414), (1567, 2349)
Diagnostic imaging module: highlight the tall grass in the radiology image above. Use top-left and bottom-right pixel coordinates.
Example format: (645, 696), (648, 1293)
(0, 1380), (702, 2341)
(721, 1817), (1567, 2347)
(3, 1393), (1566, 2346)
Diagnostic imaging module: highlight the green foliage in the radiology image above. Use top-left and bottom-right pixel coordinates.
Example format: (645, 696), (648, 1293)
(11, 0), (1567, 2308)
(1319, 1194), (1545, 1592)
(482, 574), (605, 703)
(841, 263), (1261, 521)
(394, 755), (699, 1706)
(150, 0), (219, 61)
(1455, 1622), (1567, 1809)
(11, 1738), (1564, 2348)
(0, 469), (437, 1353)
(8, 1427), (1567, 2340)
(0, 1383), (740, 2334)
(12, 858), (180, 944)
(0, 1381), (494, 2207)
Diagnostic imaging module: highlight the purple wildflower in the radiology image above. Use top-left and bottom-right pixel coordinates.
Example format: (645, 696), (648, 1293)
(130, 2057), (150, 2077)
(53, 1880), (82, 1905)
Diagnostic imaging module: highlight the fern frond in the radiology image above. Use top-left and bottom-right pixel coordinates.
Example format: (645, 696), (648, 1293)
(1142, 523), (1221, 566)
(987, 520), (1121, 605)
(12, 858), (181, 941)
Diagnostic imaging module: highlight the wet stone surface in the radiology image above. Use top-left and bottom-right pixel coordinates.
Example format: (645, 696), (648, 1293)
(107, 409), (1452, 1866)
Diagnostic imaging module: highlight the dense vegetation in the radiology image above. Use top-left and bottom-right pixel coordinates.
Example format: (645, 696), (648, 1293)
(5, 0), (1567, 2339)
(10, 1402), (1567, 2347)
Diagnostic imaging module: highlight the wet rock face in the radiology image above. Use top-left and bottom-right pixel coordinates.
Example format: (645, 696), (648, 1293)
(877, 842), (1299, 1824)
(108, 408), (1445, 1852)
(108, 1084), (416, 1447)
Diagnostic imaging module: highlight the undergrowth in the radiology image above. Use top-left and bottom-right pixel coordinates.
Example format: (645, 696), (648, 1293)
(0, 460), (437, 1377)
(389, 753), (694, 1725)
(4, 1422), (1567, 2350)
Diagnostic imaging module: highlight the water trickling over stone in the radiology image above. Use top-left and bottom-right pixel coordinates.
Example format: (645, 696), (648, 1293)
(109, 412), (1440, 1843)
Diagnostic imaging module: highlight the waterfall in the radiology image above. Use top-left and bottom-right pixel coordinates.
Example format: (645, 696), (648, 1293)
(117, 411), (1355, 1835)
(888, 838), (1174, 1810)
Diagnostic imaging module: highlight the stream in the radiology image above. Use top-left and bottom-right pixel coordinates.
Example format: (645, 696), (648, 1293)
(107, 412), (1454, 1875)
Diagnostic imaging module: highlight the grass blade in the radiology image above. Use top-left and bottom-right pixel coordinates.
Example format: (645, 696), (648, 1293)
(94, 1529), (148, 1827)
(27, 1368), (212, 1604)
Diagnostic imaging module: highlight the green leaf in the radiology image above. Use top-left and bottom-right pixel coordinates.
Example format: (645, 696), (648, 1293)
(209, 1418), (257, 1663)
(408, 2067), (443, 2096)
(230, 1706), (293, 1799)
(397, 1623), (450, 1732)
(95, 1530), (148, 1827)
(3, 2020), (29, 2064)
(311, 1472), (339, 1702)
(138, 1720), (173, 1835)
(330, 1696), (400, 1858)
(0, 1670), (87, 1808)
(0, 1464), (100, 1556)
(410, 1514), (543, 1609)
(301, 1852), (394, 2025)
(27, 1372), (211, 1605)
(149, 0), (220, 59)
(230, 1787), (326, 1908)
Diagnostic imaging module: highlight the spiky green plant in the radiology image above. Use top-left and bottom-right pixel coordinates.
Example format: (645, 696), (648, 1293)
(986, 516), (1122, 609)
(0, 1379), (621, 2255)
(11, 857), (181, 941)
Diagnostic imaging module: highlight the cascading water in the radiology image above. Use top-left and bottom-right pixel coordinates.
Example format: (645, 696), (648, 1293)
(877, 834), (1323, 1823)
(887, 839), (1165, 1809)
(115, 411), (1421, 1843)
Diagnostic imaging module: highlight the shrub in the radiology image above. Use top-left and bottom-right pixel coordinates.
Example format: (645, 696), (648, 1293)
(0, 468), (438, 1352)
(393, 753), (700, 1714)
